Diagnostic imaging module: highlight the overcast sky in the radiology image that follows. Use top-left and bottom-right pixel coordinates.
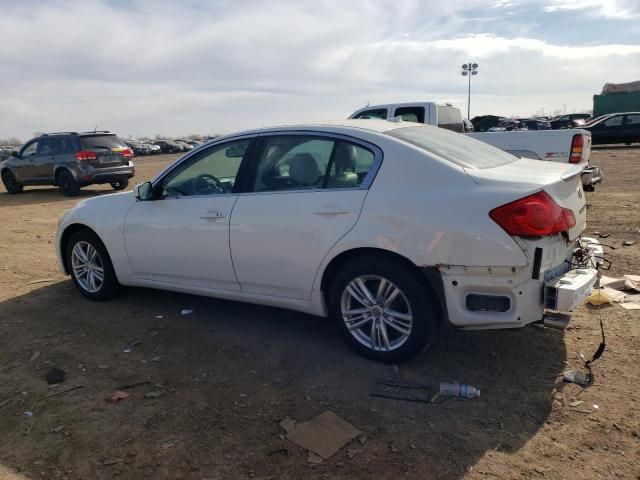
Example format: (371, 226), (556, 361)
(1, 0), (639, 140)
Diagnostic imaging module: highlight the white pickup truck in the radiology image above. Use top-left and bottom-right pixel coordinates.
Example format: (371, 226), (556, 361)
(349, 102), (603, 191)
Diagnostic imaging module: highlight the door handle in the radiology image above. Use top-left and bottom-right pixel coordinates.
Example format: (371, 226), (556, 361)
(200, 210), (226, 220)
(313, 207), (349, 216)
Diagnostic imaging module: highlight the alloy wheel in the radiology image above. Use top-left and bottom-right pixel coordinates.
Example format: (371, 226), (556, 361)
(341, 275), (413, 352)
(71, 241), (104, 293)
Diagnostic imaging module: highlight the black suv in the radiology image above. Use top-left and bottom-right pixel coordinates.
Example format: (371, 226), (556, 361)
(1, 131), (135, 196)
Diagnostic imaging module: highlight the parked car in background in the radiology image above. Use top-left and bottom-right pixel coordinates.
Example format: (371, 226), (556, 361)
(350, 102), (464, 133)
(126, 141), (150, 156)
(174, 140), (194, 151)
(579, 112), (640, 145)
(0, 148), (12, 161)
(462, 118), (474, 133)
(141, 142), (161, 154)
(153, 140), (182, 153)
(550, 114), (592, 130)
(517, 118), (551, 130)
(1, 131), (135, 196)
(56, 120), (600, 363)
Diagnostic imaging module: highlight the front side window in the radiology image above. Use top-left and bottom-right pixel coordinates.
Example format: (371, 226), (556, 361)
(603, 115), (623, 127)
(626, 114), (640, 125)
(352, 108), (388, 120)
(160, 139), (250, 197)
(20, 141), (38, 158)
(252, 136), (376, 192)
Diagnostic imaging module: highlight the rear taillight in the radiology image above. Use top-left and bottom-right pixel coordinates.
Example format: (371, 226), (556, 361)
(122, 147), (133, 158)
(75, 150), (97, 161)
(489, 191), (576, 237)
(569, 134), (584, 164)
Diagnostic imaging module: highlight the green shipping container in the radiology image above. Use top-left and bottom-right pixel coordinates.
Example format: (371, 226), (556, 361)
(593, 91), (640, 117)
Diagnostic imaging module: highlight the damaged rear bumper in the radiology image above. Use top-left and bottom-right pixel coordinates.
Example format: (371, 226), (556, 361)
(439, 237), (601, 330)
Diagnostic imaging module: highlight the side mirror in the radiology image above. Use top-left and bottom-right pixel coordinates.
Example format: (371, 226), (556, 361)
(11, 150), (19, 158)
(134, 181), (154, 201)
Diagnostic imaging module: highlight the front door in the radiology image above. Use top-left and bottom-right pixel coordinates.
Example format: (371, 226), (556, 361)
(230, 134), (379, 299)
(14, 139), (40, 182)
(123, 138), (254, 291)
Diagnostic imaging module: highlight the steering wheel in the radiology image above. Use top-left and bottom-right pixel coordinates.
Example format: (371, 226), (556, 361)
(192, 173), (228, 195)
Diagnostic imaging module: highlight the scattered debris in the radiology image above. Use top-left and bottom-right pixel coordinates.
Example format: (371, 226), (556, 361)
(563, 370), (590, 386)
(570, 400), (584, 407)
(45, 367), (65, 385)
(150, 331), (159, 337)
(23, 411), (34, 417)
(439, 382), (480, 399)
(598, 232), (610, 238)
(280, 411), (362, 460)
(106, 391), (130, 404)
(103, 458), (124, 466)
(370, 378), (433, 403)
(51, 425), (64, 433)
(346, 448), (363, 459)
(98, 365), (110, 370)
(181, 309), (194, 315)
(29, 351), (41, 362)
(117, 381), (150, 390)
(599, 275), (626, 290)
(357, 434), (367, 445)
(622, 240), (636, 246)
(267, 448), (288, 457)
(593, 404), (599, 410)
(25, 278), (55, 285)
(144, 391), (164, 399)
(46, 384), (83, 398)
(0, 399), (12, 409)
(307, 452), (324, 464)
(587, 287), (626, 305)
(151, 356), (163, 362)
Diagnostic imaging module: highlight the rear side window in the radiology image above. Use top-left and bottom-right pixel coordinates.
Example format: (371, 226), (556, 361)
(39, 137), (76, 155)
(394, 107), (425, 123)
(252, 136), (376, 192)
(603, 116), (623, 127)
(80, 135), (126, 150)
(352, 108), (388, 120)
(386, 125), (516, 169)
(437, 106), (464, 133)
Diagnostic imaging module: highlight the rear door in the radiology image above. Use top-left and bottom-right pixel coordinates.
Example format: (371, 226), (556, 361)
(229, 133), (380, 299)
(595, 114), (624, 144)
(34, 136), (75, 181)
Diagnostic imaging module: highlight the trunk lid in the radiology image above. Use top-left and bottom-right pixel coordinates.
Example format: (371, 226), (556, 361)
(466, 158), (586, 241)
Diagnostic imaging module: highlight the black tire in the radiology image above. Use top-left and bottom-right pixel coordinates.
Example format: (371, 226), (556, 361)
(329, 254), (438, 363)
(110, 179), (129, 190)
(2, 169), (24, 194)
(66, 229), (119, 300)
(57, 169), (80, 196)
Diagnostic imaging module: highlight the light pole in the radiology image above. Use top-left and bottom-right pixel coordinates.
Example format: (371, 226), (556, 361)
(461, 62), (478, 120)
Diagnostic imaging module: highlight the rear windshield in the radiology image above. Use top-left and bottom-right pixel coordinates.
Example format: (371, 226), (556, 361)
(386, 125), (516, 169)
(80, 135), (127, 150)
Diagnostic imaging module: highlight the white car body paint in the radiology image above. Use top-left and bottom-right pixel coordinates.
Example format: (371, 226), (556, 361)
(56, 120), (597, 329)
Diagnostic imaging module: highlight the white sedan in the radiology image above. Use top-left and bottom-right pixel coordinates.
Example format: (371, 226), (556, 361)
(56, 120), (599, 363)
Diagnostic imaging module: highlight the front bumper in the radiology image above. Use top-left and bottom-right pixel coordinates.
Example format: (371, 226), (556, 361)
(440, 237), (601, 330)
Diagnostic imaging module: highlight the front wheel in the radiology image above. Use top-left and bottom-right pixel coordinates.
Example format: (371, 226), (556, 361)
(66, 230), (119, 300)
(110, 179), (129, 190)
(329, 255), (438, 363)
(2, 170), (24, 194)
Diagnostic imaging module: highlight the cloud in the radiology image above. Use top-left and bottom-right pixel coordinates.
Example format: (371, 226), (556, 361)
(0, 0), (638, 139)
(544, 0), (640, 19)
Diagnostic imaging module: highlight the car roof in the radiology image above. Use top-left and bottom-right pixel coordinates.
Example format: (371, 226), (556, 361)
(217, 119), (417, 140)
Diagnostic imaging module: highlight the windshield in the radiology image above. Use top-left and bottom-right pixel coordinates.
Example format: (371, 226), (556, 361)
(80, 135), (127, 150)
(386, 125), (516, 169)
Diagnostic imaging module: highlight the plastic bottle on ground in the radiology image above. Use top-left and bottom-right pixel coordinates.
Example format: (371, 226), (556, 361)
(439, 382), (480, 399)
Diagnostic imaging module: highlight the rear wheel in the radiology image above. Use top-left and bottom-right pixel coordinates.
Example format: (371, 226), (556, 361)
(329, 255), (438, 363)
(1, 170), (23, 194)
(110, 179), (129, 190)
(57, 170), (80, 196)
(66, 230), (119, 300)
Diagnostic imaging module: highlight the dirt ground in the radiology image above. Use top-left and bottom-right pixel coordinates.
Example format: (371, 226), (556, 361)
(0, 148), (638, 480)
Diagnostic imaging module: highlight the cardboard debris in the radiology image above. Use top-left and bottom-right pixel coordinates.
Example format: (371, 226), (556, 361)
(620, 302), (640, 310)
(624, 275), (640, 292)
(599, 275), (626, 290)
(587, 287), (626, 305)
(280, 411), (362, 460)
